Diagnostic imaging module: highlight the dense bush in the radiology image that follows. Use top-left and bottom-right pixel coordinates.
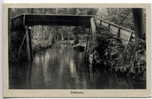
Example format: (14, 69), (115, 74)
(88, 31), (146, 81)
(88, 33), (124, 71)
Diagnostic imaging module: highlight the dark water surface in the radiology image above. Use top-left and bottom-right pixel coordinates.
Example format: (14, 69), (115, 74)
(9, 43), (145, 89)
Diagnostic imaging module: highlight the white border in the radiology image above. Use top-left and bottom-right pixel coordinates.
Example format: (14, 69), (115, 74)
(3, 0), (152, 3)
(0, 1), (152, 99)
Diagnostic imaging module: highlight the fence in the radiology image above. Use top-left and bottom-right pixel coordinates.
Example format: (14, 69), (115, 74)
(95, 17), (135, 45)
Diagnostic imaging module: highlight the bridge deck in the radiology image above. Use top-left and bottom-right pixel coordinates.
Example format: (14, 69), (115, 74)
(11, 14), (94, 29)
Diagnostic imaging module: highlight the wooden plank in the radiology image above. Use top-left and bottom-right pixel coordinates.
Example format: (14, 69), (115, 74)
(103, 20), (133, 32)
(96, 18), (133, 33)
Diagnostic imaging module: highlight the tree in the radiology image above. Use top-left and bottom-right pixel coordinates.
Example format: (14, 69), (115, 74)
(98, 8), (134, 30)
(132, 8), (145, 39)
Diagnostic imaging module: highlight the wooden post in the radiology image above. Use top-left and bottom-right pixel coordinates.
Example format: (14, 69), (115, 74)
(89, 17), (96, 80)
(100, 20), (102, 25)
(56, 8), (58, 14)
(25, 26), (33, 62)
(117, 28), (121, 38)
(90, 18), (96, 41)
(108, 24), (111, 32)
(99, 16), (102, 25)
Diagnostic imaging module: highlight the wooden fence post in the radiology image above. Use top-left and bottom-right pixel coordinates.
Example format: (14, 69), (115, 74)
(100, 20), (102, 25)
(117, 28), (121, 38)
(108, 24), (111, 32)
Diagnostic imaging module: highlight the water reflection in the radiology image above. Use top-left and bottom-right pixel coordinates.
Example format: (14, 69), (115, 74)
(30, 44), (90, 89)
(10, 43), (145, 89)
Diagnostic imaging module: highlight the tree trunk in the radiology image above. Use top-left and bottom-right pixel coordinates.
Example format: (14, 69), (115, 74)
(132, 8), (145, 39)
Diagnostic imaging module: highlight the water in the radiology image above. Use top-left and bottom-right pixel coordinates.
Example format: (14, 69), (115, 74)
(30, 44), (90, 89)
(9, 43), (145, 89)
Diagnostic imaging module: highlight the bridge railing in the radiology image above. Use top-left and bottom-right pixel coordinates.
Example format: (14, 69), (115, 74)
(95, 17), (135, 45)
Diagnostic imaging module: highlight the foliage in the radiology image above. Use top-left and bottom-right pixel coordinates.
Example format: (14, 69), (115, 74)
(88, 32), (124, 71)
(97, 8), (135, 30)
(124, 39), (146, 80)
(88, 28), (146, 80)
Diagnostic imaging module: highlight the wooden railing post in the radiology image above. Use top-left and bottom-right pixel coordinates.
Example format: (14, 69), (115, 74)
(108, 24), (111, 32)
(117, 28), (121, 38)
(100, 20), (102, 25)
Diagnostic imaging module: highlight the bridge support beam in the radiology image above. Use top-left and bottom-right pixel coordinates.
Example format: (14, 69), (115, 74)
(25, 26), (33, 62)
(90, 18), (96, 41)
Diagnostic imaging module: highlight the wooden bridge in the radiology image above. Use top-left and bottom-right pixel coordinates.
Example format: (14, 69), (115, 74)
(11, 14), (134, 62)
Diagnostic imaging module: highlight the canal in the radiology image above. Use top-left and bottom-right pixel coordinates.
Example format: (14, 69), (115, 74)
(9, 42), (145, 89)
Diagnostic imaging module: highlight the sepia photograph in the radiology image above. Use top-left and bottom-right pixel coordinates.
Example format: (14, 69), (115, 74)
(3, 4), (151, 97)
